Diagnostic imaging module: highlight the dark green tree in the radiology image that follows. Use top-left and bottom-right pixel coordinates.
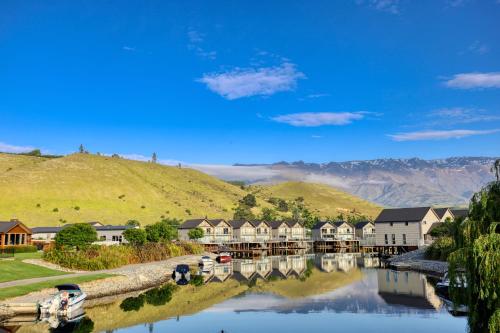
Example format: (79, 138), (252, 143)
(260, 207), (278, 221)
(79, 144), (85, 153)
(145, 220), (178, 242)
(55, 223), (97, 250)
(26, 149), (42, 157)
(240, 194), (257, 207)
(123, 228), (147, 246)
(233, 204), (255, 220)
(188, 227), (204, 240)
(152, 152), (157, 163)
(126, 219), (141, 227)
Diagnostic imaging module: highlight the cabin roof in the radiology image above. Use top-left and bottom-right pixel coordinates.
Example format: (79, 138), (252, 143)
(229, 220), (252, 229)
(451, 209), (468, 219)
(249, 220), (270, 228)
(375, 207), (435, 223)
(433, 208), (452, 219)
(268, 221), (288, 229)
(95, 225), (135, 231)
(0, 220), (31, 234)
(285, 220), (302, 228)
(333, 221), (354, 228)
(32, 226), (62, 233)
(209, 219), (227, 226)
(355, 221), (373, 229)
(179, 219), (210, 229)
(32, 224), (134, 233)
(312, 221), (332, 229)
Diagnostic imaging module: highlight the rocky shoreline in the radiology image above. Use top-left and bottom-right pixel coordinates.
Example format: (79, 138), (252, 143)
(387, 248), (448, 277)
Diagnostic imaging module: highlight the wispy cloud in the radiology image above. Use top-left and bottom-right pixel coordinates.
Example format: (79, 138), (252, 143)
(444, 72), (500, 89)
(356, 0), (400, 14)
(468, 41), (489, 55)
(430, 107), (500, 124)
(122, 46), (136, 52)
(272, 112), (365, 127)
(388, 129), (500, 141)
(198, 62), (305, 100)
(187, 29), (217, 60)
(0, 142), (36, 153)
(447, 0), (469, 7)
(311, 135), (324, 139)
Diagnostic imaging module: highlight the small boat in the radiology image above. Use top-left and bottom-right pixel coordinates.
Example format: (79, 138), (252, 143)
(38, 284), (86, 317)
(172, 264), (191, 285)
(435, 271), (467, 300)
(216, 252), (231, 263)
(198, 256), (214, 271)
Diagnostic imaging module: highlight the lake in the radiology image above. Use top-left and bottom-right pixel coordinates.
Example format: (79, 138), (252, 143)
(2, 253), (468, 333)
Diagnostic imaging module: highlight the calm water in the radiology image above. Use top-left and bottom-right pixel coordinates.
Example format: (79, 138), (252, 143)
(3, 253), (467, 333)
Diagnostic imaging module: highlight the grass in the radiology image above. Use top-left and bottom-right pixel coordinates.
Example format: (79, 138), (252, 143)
(252, 181), (382, 219)
(0, 273), (113, 300)
(0, 252), (67, 283)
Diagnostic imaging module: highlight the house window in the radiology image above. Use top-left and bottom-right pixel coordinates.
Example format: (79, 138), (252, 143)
(330, 229), (334, 234)
(405, 221), (408, 226)
(206, 228), (211, 234)
(264, 228), (268, 234)
(392, 234), (396, 245)
(402, 234), (407, 245)
(112, 235), (122, 242)
(257, 228), (261, 235)
(223, 228), (229, 235)
(384, 234), (388, 245)
(390, 222), (393, 226)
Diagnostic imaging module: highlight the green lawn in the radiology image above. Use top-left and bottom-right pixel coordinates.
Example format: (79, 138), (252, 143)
(0, 273), (113, 300)
(0, 252), (67, 283)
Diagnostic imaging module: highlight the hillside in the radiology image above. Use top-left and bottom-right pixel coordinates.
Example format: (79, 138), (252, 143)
(0, 153), (381, 227)
(253, 182), (382, 219)
(0, 153), (257, 227)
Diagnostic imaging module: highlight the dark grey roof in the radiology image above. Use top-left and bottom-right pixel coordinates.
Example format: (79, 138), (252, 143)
(285, 220), (302, 228)
(32, 226), (63, 233)
(355, 221), (374, 229)
(333, 221), (354, 228)
(433, 208), (451, 219)
(451, 209), (468, 219)
(268, 221), (287, 229)
(427, 222), (443, 234)
(179, 219), (210, 229)
(229, 220), (251, 229)
(0, 221), (19, 233)
(375, 207), (435, 223)
(209, 219), (227, 226)
(95, 225), (135, 231)
(249, 220), (270, 228)
(312, 221), (333, 230)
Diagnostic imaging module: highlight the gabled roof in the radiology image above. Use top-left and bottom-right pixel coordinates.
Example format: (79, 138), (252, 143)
(179, 219), (211, 229)
(433, 208), (452, 220)
(209, 219), (228, 226)
(0, 220), (31, 234)
(95, 225), (135, 231)
(268, 220), (288, 229)
(32, 226), (63, 233)
(229, 220), (252, 229)
(427, 222), (443, 234)
(375, 207), (437, 223)
(333, 221), (354, 228)
(32, 224), (134, 233)
(249, 220), (270, 228)
(285, 220), (302, 228)
(451, 209), (468, 219)
(312, 221), (333, 230)
(356, 221), (374, 229)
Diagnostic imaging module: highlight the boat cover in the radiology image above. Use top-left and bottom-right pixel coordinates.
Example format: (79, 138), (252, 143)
(55, 284), (81, 291)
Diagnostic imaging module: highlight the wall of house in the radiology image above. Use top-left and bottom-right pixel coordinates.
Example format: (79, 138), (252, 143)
(233, 222), (255, 241)
(271, 224), (290, 240)
(375, 221), (421, 246)
(312, 225), (335, 240)
(97, 230), (128, 243)
(336, 223), (354, 240)
(440, 210), (454, 222)
(214, 222), (232, 242)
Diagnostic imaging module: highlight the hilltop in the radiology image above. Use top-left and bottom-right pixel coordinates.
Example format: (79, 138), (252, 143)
(0, 153), (380, 227)
(252, 182), (381, 219)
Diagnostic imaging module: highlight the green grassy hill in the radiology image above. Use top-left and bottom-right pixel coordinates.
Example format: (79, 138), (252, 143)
(252, 181), (382, 219)
(0, 153), (381, 227)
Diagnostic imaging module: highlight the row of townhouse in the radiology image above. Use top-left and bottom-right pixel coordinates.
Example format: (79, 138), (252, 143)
(178, 218), (307, 243)
(311, 221), (366, 241)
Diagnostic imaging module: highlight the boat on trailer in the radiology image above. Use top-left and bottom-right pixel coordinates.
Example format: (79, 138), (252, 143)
(38, 284), (87, 317)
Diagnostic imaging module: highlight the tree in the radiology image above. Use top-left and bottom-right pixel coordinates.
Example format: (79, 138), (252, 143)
(126, 219), (141, 227)
(152, 152), (157, 164)
(55, 223), (97, 249)
(492, 158), (500, 181)
(240, 194), (257, 208)
(188, 227), (204, 240)
(260, 207), (278, 221)
(79, 144), (85, 153)
(145, 220), (178, 242)
(26, 149), (42, 157)
(123, 228), (147, 246)
(448, 161), (500, 333)
(233, 204), (255, 220)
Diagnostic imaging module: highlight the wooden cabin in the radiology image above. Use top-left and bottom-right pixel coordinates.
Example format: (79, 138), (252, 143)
(210, 219), (232, 243)
(0, 219), (32, 248)
(433, 208), (454, 222)
(286, 220), (306, 240)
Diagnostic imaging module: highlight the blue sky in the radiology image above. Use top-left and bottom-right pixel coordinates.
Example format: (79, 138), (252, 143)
(1, 0), (500, 164)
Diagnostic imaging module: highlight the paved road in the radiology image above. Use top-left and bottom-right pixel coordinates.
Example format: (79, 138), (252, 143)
(0, 254), (210, 289)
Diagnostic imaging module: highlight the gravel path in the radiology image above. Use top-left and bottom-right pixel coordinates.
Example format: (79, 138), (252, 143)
(388, 248), (448, 276)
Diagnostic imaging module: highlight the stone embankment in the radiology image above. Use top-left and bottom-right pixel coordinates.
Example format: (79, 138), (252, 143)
(387, 247), (448, 276)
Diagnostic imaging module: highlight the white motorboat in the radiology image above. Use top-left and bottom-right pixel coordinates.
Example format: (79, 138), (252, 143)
(198, 256), (214, 271)
(38, 284), (87, 317)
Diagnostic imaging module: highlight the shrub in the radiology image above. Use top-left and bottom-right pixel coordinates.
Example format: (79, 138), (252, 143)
(188, 228), (204, 240)
(52, 208), (59, 212)
(240, 194), (257, 207)
(125, 219), (140, 227)
(426, 236), (455, 261)
(2, 245), (38, 253)
(120, 295), (145, 312)
(145, 220), (177, 242)
(74, 206), (80, 211)
(55, 223), (98, 250)
(178, 241), (204, 255)
(144, 284), (177, 306)
(123, 228), (147, 246)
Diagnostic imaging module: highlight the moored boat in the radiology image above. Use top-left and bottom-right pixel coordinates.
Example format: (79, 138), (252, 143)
(198, 256), (214, 271)
(172, 264), (191, 285)
(38, 284), (86, 317)
(216, 252), (231, 263)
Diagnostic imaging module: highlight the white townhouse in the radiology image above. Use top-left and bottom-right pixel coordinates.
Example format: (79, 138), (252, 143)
(178, 219), (215, 243)
(332, 221), (355, 240)
(311, 221), (336, 241)
(355, 221), (376, 246)
(269, 221), (292, 241)
(250, 220), (272, 241)
(229, 220), (256, 242)
(374, 207), (441, 248)
(286, 220), (306, 240)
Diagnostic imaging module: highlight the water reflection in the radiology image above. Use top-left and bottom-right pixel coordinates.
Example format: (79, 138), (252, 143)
(1, 253), (466, 333)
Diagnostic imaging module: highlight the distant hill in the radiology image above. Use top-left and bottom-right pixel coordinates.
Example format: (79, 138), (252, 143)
(0, 153), (380, 227)
(194, 157), (498, 207)
(252, 182), (381, 219)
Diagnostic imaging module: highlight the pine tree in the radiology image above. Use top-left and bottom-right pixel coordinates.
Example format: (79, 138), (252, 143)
(152, 152), (157, 164)
(79, 144), (85, 153)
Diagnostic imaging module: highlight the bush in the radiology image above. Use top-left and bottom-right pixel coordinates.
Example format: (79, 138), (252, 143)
(2, 245), (38, 253)
(55, 223), (98, 250)
(145, 220), (177, 242)
(188, 227), (204, 240)
(426, 236), (455, 261)
(123, 228), (147, 246)
(240, 194), (257, 207)
(178, 241), (204, 255)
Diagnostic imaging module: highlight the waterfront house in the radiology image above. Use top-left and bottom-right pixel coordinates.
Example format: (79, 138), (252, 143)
(211, 219), (232, 243)
(286, 220), (306, 240)
(0, 219), (32, 248)
(178, 219), (215, 243)
(333, 221), (355, 240)
(250, 220), (271, 241)
(233, 259), (257, 281)
(433, 208), (454, 222)
(229, 220), (256, 242)
(374, 207), (440, 249)
(287, 255), (307, 276)
(269, 220), (291, 241)
(271, 256), (291, 278)
(31, 222), (135, 245)
(311, 221), (335, 241)
(355, 221), (376, 245)
(254, 257), (272, 279)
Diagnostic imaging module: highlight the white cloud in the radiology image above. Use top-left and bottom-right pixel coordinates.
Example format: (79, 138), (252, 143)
(306, 93), (330, 99)
(272, 112), (365, 127)
(388, 129), (500, 141)
(430, 107), (500, 124)
(188, 164), (281, 182)
(468, 41), (489, 55)
(197, 62), (305, 100)
(311, 135), (323, 139)
(444, 72), (500, 89)
(0, 142), (36, 153)
(187, 29), (216, 60)
(122, 46), (136, 52)
(356, 0), (400, 14)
